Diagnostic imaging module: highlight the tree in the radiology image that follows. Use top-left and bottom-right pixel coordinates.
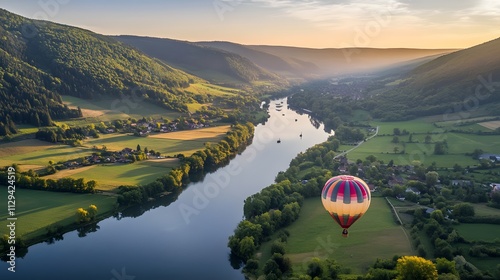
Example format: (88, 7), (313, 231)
(349, 165), (358, 175)
(366, 155), (377, 163)
(394, 146), (400, 154)
(238, 236), (256, 261)
(87, 204), (98, 220)
(434, 141), (448, 155)
(393, 128), (401, 135)
(136, 144), (141, 151)
(440, 188), (452, 200)
(452, 164), (463, 172)
(471, 149), (484, 160)
(491, 191), (500, 205)
(271, 241), (286, 255)
(396, 256), (438, 280)
(332, 139), (340, 151)
(425, 171), (439, 187)
(430, 210), (445, 223)
(243, 259), (259, 276)
(453, 203), (474, 217)
(75, 208), (89, 223)
(392, 136), (400, 143)
(307, 258), (324, 279)
(435, 258), (458, 276)
(425, 135), (432, 144)
(272, 253), (292, 275)
(263, 259), (281, 278)
(325, 259), (341, 279)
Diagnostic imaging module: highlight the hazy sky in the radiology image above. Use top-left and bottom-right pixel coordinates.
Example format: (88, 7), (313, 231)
(2, 0), (499, 48)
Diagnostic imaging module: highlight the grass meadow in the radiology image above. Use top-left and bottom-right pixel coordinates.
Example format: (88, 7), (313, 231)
(62, 95), (185, 122)
(344, 115), (500, 167)
(185, 83), (240, 96)
(454, 223), (500, 242)
(258, 197), (413, 275)
(44, 159), (179, 190)
(0, 187), (117, 241)
(0, 139), (92, 167)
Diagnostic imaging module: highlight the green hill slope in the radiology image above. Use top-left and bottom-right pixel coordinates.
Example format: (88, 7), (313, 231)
(0, 9), (200, 135)
(371, 37), (500, 120)
(114, 36), (284, 86)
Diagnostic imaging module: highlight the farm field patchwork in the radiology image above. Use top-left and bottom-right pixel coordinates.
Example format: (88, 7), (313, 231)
(0, 126), (230, 169)
(345, 115), (500, 167)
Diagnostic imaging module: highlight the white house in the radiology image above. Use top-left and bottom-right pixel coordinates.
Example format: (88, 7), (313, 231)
(405, 187), (421, 195)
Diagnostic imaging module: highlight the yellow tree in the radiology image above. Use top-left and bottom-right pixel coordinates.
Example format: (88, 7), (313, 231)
(87, 204), (98, 220)
(396, 256), (438, 280)
(75, 208), (89, 223)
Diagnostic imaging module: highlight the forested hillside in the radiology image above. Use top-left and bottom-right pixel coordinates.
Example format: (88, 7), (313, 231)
(0, 9), (199, 135)
(114, 36), (283, 85)
(370, 37), (500, 120)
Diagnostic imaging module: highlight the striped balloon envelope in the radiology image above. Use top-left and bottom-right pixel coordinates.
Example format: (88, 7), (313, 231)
(321, 175), (371, 237)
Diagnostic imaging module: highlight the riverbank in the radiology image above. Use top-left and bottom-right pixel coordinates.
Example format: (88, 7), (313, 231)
(0, 188), (118, 255)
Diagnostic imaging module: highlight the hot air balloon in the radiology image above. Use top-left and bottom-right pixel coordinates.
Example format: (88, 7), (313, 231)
(321, 175), (371, 237)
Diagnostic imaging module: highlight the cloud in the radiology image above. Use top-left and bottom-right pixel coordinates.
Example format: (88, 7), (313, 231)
(246, 0), (414, 29)
(244, 0), (500, 29)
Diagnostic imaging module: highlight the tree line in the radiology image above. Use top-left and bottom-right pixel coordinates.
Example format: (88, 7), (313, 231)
(0, 169), (96, 193)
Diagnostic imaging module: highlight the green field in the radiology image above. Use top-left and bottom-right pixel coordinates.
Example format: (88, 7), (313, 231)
(344, 115), (500, 167)
(0, 139), (93, 167)
(45, 159), (179, 190)
(472, 203), (500, 217)
(453, 223), (500, 273)
(0, 187), (117, 242)
(346, 135), (479, 167)
(186, 83), (240, 96)
(259, 197), (412, 274)
(370, 119), (440, 135)
(15, 125), (40, 135)
(454, 223), (500, 242)
(62, 95), (184, 122)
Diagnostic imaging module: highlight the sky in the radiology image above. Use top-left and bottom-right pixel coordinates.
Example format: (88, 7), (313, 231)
(1, 0), (499, 49)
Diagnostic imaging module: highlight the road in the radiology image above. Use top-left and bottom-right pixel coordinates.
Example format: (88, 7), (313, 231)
(333, 126), (379, 159)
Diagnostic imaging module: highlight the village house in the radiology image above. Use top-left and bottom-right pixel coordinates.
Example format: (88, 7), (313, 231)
(451, 180), (472, 187)
(406, 187), (421, 195)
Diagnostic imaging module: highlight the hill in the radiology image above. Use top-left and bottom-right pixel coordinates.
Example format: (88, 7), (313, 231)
(371, 37), (500, 120)
(196, 41), (314, 78)
(114, 36), (284, 86)
(0, 9), (200, 136)
(250, 45), (455, 76)
(199, 41), (454, 78)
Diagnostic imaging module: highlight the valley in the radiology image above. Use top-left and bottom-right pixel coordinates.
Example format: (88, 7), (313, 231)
(0, 5), (500, 280)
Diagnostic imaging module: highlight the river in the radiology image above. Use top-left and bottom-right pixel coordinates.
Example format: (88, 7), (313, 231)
(1, 98), (333, 280)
